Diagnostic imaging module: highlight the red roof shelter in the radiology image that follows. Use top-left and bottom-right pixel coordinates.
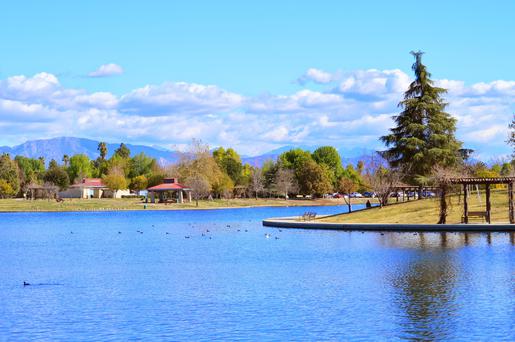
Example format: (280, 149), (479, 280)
(147, 178), (191, 204)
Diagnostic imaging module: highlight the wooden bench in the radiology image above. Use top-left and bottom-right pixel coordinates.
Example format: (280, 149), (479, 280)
(300, 212), (317, 221)
(462, 211), (488, 223)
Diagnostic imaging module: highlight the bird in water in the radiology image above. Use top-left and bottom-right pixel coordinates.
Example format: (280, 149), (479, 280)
(185, 236), (190, 239)
(265, 234), (271, 238)
(23, 281), (30, 286)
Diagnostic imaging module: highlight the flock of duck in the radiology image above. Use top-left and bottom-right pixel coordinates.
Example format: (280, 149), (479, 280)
(67, 222), (284, 240)
(25, 221), (284, 287)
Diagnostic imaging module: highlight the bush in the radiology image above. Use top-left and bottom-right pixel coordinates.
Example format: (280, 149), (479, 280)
(0, 179), (16, 198)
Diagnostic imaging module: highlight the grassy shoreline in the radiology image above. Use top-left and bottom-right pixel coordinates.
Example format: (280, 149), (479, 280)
(0, 197), (378, 212)
(320, 190), (510, 224)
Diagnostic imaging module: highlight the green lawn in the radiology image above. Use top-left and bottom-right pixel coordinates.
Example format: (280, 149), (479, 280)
(321, 189), (511, 224)
(0, 197), (375, 212)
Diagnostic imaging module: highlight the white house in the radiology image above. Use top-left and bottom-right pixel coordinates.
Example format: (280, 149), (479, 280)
(59, 178), (131, 199)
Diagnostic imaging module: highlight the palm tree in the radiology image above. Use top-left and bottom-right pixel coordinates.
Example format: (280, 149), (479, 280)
(97, 142), (107, 160)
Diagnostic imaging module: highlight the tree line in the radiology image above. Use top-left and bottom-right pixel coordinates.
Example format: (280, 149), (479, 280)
(1, 51), (514, 202)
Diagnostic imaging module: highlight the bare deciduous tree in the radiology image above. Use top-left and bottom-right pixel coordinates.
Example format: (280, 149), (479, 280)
(185, 174), (210, 207)
(249, 168), (264, 199)
(364, 153), (402, 207)
(338, 177), (357, 212)
(275, 167), (297, 199)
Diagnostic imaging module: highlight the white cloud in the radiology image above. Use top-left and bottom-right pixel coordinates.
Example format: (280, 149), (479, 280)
(0, 72), (60, 100)
(336, 69), (410, 98)
(0, 69), (513, 158)
(88, 63), (124, 77)
(119, 82), (243, 116)
(298, 68), (338, 84)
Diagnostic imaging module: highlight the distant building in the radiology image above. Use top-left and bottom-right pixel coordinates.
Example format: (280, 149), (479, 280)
(147, 178), (192, 203)
(59, 178), (130, 199)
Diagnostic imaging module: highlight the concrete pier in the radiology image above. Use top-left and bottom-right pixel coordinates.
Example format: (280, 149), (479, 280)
(263, 217), (515, 232)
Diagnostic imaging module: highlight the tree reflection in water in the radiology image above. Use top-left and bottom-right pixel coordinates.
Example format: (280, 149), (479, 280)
(381, 232), (504, 341)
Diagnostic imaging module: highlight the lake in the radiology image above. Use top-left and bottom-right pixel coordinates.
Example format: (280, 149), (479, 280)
(0, 205), (514, 341)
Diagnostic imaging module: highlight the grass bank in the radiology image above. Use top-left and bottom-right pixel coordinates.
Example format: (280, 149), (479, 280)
(320, 190), (510, 224)
(0, 197), (376, 212)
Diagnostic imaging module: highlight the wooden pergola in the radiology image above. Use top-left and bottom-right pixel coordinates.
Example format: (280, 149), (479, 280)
(26, 184), (59, 200)
(450, 177), (515, 224)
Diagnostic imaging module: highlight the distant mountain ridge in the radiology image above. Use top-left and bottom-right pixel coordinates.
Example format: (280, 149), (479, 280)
(0, 137), (180, 166)
(0, 137), (374, 167)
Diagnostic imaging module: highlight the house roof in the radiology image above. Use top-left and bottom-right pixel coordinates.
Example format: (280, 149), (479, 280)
(147, 182), (190, 191)
(71, 178), (107, 188)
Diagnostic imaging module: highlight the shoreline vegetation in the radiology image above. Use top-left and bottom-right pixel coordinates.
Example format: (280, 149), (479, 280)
(0, 197), (378, 213)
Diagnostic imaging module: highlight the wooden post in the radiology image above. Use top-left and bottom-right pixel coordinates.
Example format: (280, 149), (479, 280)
(509, 182), (514, 224)
(438, 186), (447, 224)
(463, 184), (469, 224)
(485, 183), (491, 224)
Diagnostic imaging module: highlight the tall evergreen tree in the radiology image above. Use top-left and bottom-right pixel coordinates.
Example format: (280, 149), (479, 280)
(381, 51), (462, 184)
(114, 143), (131, 159)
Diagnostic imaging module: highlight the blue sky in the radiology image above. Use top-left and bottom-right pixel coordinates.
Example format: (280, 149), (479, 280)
(0, 1), (514, 159)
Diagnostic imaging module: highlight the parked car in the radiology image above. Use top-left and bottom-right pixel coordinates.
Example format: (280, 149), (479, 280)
(421, 191), (436, 198)
(333, 193), (345, 199)
(363, 191), (376, 198)
(390, 191), (406, 198)
(349, 192), (363, 198)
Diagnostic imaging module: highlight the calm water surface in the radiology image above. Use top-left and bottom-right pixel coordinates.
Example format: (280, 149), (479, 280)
(0, 205), (514, 341)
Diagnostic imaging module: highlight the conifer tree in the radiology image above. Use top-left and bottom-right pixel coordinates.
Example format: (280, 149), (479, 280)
(381, 51), (462, 184)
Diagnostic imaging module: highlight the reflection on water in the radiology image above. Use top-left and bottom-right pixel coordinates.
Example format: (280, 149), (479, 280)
(0, 208), (513, 340)
(390, 248), (458, 340)
(380, 231), (514, 249)
(382, 231), (514, 341)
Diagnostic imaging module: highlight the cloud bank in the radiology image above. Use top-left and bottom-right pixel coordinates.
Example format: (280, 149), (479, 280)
(0, 68), (513, 158)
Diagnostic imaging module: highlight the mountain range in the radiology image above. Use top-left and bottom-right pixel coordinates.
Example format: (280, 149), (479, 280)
(0, 137), (374, 167)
